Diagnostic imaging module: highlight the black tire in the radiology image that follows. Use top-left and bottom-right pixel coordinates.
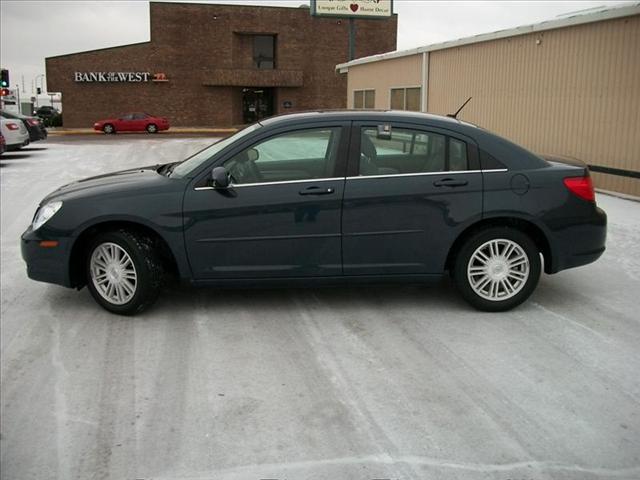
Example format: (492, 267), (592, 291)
(146, 123), (158, 133)
(85, 230), (165, 315)
(452, 227), (541, 312)
(103, 123), (115, 134)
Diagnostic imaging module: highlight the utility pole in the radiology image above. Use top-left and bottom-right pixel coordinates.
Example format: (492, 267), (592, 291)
(15, 84), (21, 114)
(348, 18), (356, 61)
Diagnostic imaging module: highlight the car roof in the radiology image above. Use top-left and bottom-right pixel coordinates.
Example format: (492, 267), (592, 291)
(259, 109), (546, 170)
(1, 111), (29, 119)
(260, 109), (479, 130)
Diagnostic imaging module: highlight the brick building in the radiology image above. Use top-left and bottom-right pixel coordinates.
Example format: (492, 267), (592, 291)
(46, 1), (397, 128)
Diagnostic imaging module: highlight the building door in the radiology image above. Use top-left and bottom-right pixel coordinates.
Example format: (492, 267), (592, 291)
(242, 87), (274, 123)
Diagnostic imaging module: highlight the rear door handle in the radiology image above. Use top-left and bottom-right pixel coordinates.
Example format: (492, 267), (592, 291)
(299, 186), (335, 196)
(433, 178), (469, 187)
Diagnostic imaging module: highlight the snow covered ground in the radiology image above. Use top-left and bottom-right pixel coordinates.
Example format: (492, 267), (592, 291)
(1, 136), (639, 480)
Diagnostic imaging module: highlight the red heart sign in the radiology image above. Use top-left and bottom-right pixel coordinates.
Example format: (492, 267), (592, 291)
(350, 3), (359, 12)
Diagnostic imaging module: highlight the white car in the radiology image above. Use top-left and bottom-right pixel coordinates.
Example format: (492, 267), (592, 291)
(0, 118), (30, 150)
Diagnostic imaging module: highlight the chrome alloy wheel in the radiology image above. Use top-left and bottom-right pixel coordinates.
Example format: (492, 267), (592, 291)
(90, 242), (137, 305)
(467, 239), (530, 301)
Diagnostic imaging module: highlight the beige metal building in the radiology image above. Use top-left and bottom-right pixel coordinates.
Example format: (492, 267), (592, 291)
(337, 4), (640, 196)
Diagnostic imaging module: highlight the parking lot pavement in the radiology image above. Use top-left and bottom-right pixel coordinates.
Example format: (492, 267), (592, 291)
(1, 136), (640, 480)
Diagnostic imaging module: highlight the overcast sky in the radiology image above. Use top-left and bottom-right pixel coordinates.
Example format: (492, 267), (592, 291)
(0, 0), (635, 94)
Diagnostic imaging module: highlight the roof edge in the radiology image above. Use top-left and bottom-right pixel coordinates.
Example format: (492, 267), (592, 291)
(46, 41), (152, 61)
(336, 3), (640, 71)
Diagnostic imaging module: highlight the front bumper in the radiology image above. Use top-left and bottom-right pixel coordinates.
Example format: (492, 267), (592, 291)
(21, 227), (73, 287)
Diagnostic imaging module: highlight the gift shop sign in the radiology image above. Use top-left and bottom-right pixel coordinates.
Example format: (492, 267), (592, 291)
(310, 0), (393, 18)
(74, 72), (169, 82)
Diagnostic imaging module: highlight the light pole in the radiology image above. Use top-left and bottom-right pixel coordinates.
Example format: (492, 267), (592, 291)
(15, 84), (21, 113)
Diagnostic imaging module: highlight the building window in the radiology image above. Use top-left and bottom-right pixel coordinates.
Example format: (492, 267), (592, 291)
(253, 35), (275, 69)
(353, 89), (375, 109)
(390, 87), (421, 111)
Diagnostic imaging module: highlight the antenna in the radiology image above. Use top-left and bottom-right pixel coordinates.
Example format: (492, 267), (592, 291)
(447, 97), (472, 119)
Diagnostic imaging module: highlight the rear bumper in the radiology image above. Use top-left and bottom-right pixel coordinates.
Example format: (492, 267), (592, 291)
(550, 206), (607, 273)
(6, 139), (29, 150)
(21, 227), (73, 287)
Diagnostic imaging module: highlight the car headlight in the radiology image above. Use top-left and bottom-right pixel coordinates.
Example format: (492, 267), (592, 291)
(32, 201), (63, 230)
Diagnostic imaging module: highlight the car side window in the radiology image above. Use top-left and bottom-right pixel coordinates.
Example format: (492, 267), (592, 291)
(449, 138), (468, 171)
(224, 127), (341, 185)
(120, 114), (134, 121)
(359, 127), (469, 176)
(360, 127), (445, 176)
(133, 113), (147, 120)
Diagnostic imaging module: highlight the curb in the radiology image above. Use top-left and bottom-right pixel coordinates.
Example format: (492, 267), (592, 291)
(47, 128), (238, 136)
(596, 188), (640, 203)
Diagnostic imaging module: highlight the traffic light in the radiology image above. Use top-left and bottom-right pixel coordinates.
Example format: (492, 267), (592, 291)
(36, 87), (41, 95)
(0, 69), (8, 88)
(0, 88), (10, 96)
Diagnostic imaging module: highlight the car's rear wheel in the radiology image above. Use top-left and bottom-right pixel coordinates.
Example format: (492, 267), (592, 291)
(146, 123), (158, 133)
(453, 227), (541, 311)
(86, 230), (165, 315)
(103, 124), (115, 134)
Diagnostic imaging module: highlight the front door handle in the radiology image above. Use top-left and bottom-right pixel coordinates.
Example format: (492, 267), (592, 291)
(299, 186), (335, 196)
(433, 178), (469, 187)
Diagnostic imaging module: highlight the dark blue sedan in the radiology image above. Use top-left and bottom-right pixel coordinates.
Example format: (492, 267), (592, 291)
(21, 111), (606, 315)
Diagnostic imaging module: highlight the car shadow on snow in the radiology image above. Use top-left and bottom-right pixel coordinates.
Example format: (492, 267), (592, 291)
(21, 146), (49, 151)
(152, 277), (474, 317)
(0, 153), (34, 162)
(40, 277), (475, 320)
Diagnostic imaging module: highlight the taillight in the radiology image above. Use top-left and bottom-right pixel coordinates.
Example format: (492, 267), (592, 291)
(6, 122), (19, 130)
(27, 119), (40, 126)
(563, 176), (595, 202)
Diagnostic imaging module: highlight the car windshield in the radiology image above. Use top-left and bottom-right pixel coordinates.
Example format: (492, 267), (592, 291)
(169, 122), (263, 178)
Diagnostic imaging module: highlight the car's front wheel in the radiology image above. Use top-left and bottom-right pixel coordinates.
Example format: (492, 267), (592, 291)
(103, 124), (115, 134)
(146, 123), (158, 133)
(85, 230), (165, 315)
(453, 227), (541, 311)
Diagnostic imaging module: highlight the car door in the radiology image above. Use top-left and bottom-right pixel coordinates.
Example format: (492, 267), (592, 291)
(342, 122), (483, 275)
(131, 113), (148, 131)
(115, 114), (134, 131)
(183, 122), (349, 279)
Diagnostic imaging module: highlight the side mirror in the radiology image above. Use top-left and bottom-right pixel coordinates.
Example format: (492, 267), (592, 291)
(211, 166), (230, 189)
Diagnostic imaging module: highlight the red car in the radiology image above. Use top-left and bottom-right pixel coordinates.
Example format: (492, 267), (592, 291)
(94, 112), (169, 134)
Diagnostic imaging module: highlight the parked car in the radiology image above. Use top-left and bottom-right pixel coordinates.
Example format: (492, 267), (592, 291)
(33, 105), (59, 120)
(93, 113), (170, 134)
(0, 118), (30, 150)
(0, 133), (6, 155)
(1, 111), (47, 142)
(21, 111), (606, 315)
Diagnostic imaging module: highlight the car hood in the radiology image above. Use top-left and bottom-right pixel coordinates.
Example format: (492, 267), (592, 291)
(42, 165), (173, 203)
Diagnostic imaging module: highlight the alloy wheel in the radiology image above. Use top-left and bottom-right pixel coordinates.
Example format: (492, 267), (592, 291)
(90, 242), (137, 305)
(467, 238), (530, 301)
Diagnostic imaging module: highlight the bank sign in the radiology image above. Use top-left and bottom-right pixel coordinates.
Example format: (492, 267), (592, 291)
(74, 72), (168, 83)
(311, 0), (393, 18)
